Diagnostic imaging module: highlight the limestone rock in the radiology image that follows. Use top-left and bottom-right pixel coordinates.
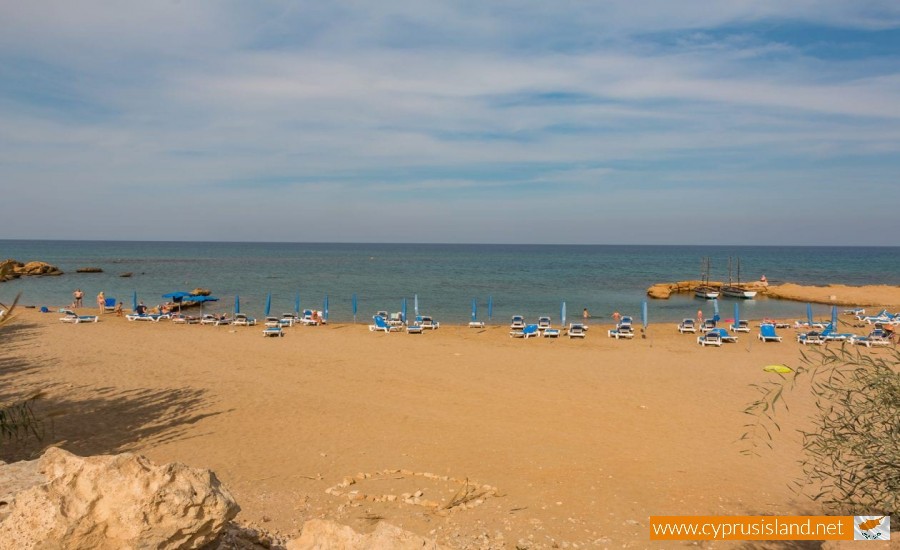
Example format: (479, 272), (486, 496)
(646, 283), (672, 299)
(287, 519), (446, 550)
(0, 447), (239, 550)
(119, 272), (133, 278)
(191, 288), (212, 296)
(76, 267), (103, 273)
(0, 259), (63, 281)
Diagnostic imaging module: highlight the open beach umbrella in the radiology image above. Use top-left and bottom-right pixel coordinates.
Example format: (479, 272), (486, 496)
(414, 294), (419, 319)
(234, 295), (240, 316)
(190, 295), (218, 317)
(132, 291), (138, 312)
(264, 293), (271, 317)
(352, 294), (358, 323)
(641, 300), (648, 330)
(323, 295), (329, 322)
(402, 297), (407, 324)
(561, 301), (567, 327)
(471, 298), (477, 322)
(162, 291), (193, 312)
(807, 303), (813, 327)
(488, 295), (493, 322)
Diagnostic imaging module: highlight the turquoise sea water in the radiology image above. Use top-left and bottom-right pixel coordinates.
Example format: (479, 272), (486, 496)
(2, 241), (898, 324)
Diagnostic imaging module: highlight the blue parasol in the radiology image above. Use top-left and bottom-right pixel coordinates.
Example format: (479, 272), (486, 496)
(641, 300), (648, 330)
(264, 293), (272, 317)
(295, 293), (300, 316)
(561, 301), (567, 327)
(352, 294), (358, 323)
(234, 295), (240, 315)
(189, 295), (218, 317)
(831, 305), (838, 331)
(471, 298), (477, 322)
(414, 294), (419, 319)
(162, 291), (193, 312)
(402, 297), (407, 324)
(807, 303), (813, 327)
(323, 295), (329, 322)
(488, 295), (493, 322)
(712, 299), (720, 322)
(734, 302), (740, 329)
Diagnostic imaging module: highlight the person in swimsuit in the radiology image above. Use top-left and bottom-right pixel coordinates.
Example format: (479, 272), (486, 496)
(97, 291), (105, 314)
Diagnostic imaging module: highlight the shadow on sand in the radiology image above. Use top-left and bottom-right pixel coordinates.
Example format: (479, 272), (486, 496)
(1, 322), (227, 462)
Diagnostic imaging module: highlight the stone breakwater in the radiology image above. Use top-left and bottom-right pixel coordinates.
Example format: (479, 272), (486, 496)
(0, 259), (63, 282)
(647, 280), (900, 308)
(645, 280), (769, 299)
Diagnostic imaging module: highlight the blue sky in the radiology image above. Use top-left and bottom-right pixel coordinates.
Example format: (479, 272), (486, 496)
(1, 1), (899, 245)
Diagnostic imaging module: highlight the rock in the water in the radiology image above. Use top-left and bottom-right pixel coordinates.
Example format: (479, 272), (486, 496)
(76, 267), (103, 273)
(0, 447), (239, 550)
(119, 272), (133, 278)
(287, 519), (446, 550)
(1, 259), (63, 281)
(191, 288), (211, 296)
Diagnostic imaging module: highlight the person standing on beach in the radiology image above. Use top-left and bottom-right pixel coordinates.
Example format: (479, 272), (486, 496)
(97, 291), (105, 314)
(697, 309), (703, 325)
(73, 288), (83, 308)
(612, 311), (621, 325)
(583, 308), (590, 319)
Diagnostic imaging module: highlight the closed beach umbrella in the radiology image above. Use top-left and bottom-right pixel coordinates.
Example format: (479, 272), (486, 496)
(831, 305), (838, 330)
(641, 300), (648, 330)
(352, 294), (358, 323)
(807, 303), (813, 327)
(132, 291), (137, 312)
(234, 295), (240, 315)
(561, 301), (567, 327)
(734, 302), (740, 328)
(264, 293), (271, 317)
(323, 295), (329, 322)
(712, 298), (719, 321)
(488, 295), (493, 322)
(295, 293), (301, 316)
(414, 294), (419, 318)
(402, 297), (407, 324)
(471, 298), (477, 322)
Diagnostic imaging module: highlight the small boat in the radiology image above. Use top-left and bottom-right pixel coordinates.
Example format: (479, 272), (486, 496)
(695, 286), (720, 299)
(721, 257), (757, 299)
(695, 257), (719, 299)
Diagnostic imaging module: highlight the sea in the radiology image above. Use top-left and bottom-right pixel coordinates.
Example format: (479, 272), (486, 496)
(2, 241), (898, 324)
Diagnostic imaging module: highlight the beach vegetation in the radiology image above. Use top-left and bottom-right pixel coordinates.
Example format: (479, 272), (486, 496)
(0, 293), (46, 448)
(742, 345), (899, 517)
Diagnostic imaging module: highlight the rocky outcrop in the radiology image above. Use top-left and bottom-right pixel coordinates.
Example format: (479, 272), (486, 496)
(191, 288), (211, 296)
(76, 267), (103, 273)
(286, 519), (446, 550)
(0, 447), (239, 550)
(0, 259), (63, 281)
(119, 272), (133, 278)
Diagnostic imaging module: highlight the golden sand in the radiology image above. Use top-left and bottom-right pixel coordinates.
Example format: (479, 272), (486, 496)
(2, 309), (894, 547)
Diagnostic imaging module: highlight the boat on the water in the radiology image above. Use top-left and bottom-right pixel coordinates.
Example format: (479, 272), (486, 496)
(695, 257), (719, 299)
(721, 257), (757, 299)
(695, 286), (720, 299)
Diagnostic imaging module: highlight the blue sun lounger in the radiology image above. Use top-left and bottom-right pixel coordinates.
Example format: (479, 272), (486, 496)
(510, 324), (540, 338)
(709, 328), (737, 343)
(262, 326), (284, 337)
(757, 323), (782, 342)
(369, 315), (401, 333)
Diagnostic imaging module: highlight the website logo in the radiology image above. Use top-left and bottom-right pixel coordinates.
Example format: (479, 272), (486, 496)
(854, 516), (890, 540)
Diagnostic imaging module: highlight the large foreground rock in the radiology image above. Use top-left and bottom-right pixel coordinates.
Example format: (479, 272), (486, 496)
(287, 519), (446, 550)
(0, 447), (239, 550)
(0, 259), (63, 281)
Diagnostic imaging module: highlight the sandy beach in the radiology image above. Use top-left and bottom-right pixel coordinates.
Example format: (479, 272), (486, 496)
(1, 308), (895, 548)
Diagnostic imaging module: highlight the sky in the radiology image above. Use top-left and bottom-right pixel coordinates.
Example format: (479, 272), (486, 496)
(1, 1), (899, 245)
